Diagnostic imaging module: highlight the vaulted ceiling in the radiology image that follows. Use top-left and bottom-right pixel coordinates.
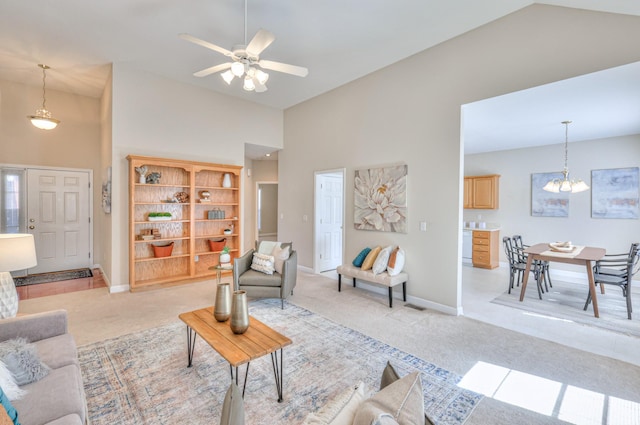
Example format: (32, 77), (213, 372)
(2, 1), (639, 153)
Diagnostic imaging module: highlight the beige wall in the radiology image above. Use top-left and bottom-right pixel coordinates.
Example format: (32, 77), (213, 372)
(99, 68), (113, 284)
(464, 135), (640, 271)
(108, 64), (283, 288)
(243, 159), (278, 248)
(0, 79), (103, 267)
(280, 5), (640, 313)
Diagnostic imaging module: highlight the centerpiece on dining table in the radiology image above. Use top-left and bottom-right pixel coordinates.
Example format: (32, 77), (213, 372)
(548, 241), (575, 252)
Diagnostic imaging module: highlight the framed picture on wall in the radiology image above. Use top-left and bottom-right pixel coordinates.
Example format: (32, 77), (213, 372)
(354, 164), (407, 232)
(591, 167), (639, 219)
(531, 172), (569, 217)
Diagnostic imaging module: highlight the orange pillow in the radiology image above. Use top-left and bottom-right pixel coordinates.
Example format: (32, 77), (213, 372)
(361, 246), (381, 270)
(388, 246), (400, 268)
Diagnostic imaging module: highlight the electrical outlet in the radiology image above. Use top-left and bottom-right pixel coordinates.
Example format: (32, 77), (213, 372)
(420, 221), (427, 231)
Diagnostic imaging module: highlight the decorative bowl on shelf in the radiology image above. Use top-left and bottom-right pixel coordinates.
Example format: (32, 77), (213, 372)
(152, 242), (174, 257)
(208, 238), (226, 251)
(223, 229), (232, 235)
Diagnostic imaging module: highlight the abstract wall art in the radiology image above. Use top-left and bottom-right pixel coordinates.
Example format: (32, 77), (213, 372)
(591, 167), (639, 219)
(531, 172), (569, 217)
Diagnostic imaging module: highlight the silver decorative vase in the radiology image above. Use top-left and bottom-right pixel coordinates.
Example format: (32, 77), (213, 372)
(230, 290), (249, 334)
(214, 283), (231, 322)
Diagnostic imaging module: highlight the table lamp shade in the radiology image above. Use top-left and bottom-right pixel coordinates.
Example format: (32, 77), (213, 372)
(0, 233), (37, 318)
(0, 234), (37, 271)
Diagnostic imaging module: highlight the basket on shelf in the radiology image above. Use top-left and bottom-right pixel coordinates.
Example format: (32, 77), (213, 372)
(152, 242), (174, 258)
(208, 238), (226, 252)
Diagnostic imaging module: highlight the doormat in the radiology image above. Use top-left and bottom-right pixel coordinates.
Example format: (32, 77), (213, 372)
(14, 268), (93, 287)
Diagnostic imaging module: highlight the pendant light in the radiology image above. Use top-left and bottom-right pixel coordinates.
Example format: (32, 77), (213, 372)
(543, 121), (589, 193)
(27, 64), (60, 130)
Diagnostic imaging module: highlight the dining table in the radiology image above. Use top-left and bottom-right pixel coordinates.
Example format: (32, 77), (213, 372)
(519, 243), (606, 318)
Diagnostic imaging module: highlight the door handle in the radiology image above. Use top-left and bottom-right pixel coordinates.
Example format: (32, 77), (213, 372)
(29, 225), (35, 229)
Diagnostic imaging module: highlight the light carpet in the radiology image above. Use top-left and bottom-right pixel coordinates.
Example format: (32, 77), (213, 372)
(491, 278), (640, 338)
(78, 299), (482, 425)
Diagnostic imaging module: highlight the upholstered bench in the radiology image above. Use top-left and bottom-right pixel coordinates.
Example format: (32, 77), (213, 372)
(337, 264), (408, 307)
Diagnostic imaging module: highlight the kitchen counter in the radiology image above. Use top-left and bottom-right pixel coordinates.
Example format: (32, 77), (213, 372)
(462, 225), (501, 231)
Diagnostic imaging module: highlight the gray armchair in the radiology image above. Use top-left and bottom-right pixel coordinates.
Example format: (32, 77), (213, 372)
(233, 243), (297, 309)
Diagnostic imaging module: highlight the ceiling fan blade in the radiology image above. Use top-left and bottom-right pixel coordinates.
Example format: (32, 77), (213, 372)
(193, 63), (232, 78)
(179, 33), (232, 57)
(246, 29), (275, 56)
(258, 60), (309, 77)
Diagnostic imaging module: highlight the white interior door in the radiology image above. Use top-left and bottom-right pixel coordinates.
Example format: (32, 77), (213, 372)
(27, 169), (91, 274)
(315, 171), (344, 272)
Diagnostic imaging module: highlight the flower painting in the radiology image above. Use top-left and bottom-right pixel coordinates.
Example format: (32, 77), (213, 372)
(354, 164), (407, 233)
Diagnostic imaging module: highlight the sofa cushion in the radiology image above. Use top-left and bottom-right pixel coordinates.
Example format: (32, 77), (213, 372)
(257, 241), (279, 255)
(238, 269), (282, 287)
(303, 382), (367, 425)
(361, 246), (381, 271)
(387, 247), (405, 276)
(45, 414), (84, 425)
(0, 361), (25, 401)
(220, 383), (244, 425)
(352, 248), (371, 267)
(13, 364), (86, 425)
(0, 338), (50, 386)
(353, 372), (424, 425)
(0, 387), (19, 424)
(272, 245), (291, 275)
(33, 333), (78, 370)
(372, 246), (393, 275)
(251, 253), (275, 275)
(380, 361), (400, 391)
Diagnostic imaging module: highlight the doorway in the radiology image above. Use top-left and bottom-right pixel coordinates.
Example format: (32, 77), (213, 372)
(0, 165), (92, 275)
(314, 169), (345, 273)
(256, 182), (278, 243)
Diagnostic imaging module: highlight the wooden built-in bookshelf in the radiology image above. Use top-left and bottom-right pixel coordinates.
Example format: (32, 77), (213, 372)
(127, 155), (242, 291)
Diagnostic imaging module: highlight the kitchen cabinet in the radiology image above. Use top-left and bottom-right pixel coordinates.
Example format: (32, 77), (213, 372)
(464, 174), (500, 209)
(127, 155), (242, 291)
(472, 229), (500, 269)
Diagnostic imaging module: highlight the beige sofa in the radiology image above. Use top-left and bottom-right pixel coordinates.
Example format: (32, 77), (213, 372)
(0, 310), (87, 425)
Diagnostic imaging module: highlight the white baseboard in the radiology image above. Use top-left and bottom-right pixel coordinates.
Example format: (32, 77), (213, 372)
(92, 264), (129, 293)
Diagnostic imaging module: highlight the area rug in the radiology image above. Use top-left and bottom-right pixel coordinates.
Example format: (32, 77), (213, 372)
(14, 268), (93, 287)
(78, 299), (482, 425)
(491, 278), (640, 338)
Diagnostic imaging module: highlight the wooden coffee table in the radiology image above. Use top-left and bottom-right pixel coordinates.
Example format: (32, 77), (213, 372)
(178, 306), (292, 401)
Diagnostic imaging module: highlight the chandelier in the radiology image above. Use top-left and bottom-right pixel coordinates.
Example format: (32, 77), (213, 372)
(27, 64), (60, 130)
(543, 121), (589, 193)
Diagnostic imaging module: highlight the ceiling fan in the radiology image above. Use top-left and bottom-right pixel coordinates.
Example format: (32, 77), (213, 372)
(179, 0), (308, 93)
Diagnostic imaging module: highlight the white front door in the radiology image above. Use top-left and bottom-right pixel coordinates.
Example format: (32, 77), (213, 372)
(27, 169), (91, 274)
(315, 171), (344, 272)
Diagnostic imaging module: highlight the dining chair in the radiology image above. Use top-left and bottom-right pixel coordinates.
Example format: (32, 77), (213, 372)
(583, 242), (640, 319)
(513, 235), (552, 292)
(503, 236), (543, 298)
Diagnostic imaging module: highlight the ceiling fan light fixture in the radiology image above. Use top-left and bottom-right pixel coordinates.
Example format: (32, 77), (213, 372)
(231, 62), (245, 77)
(255, 69), (269, 85)
(221, 70), (234, 85)
(254, 81), (267, 93)
(27, 64), (59, 130)
(243, 75), (255, 91)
